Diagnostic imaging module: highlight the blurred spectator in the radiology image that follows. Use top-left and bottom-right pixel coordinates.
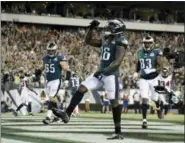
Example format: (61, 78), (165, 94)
(1, 2), (183, 24)
(101, 91), (110, 114)
(132, 88), (141, 114)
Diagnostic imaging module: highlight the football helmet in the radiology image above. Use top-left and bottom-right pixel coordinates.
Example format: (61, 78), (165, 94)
(47, 42), (58, 57)
(103, 19), (126, 37)
(72, 71), (77, 77)
(143, 36), (154, 51)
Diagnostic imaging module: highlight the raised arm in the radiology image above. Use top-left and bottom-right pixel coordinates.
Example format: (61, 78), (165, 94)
(60, 59), (71, 81)
(84, 20), (101, 48)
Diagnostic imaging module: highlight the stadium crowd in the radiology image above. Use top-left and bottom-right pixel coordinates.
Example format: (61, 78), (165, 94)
(1, 2), (184, 24)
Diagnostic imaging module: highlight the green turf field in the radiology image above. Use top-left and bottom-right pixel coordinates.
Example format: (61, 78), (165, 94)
(1, 112), (184, 143)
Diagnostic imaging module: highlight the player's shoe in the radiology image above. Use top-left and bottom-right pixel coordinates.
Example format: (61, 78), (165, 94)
(52, 108), (70, 123)
(28, 113), (34, 116)
(142, 120), (147, 129)
(12, 111), (18, 116)
(107, 134), (124, 140)
(51, 117), (60, 123)
(43, 117), (51, 125)
(157, 109), (164, 119)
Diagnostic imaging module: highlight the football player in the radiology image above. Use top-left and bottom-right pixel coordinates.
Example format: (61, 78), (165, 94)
(134, 35), (170, 129)
(156, 67), (177, 115)
(38, 42), (71, 124)
(70, 72), (81, 116)
(52, 19), (128, 140)
(16, 72), (37, 115)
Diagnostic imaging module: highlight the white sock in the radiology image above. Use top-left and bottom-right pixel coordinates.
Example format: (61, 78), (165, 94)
(46, 110), (53, 119)
(143, 119), (147, 122)
(75, 105), (79, 114)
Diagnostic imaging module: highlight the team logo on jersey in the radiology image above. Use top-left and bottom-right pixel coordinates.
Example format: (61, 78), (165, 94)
(150, 52), (154, 57)
(111, 40), (115, 44)
(54, 57), (58, 61)
(159, 51), (163, 55)
(63, 56), (67, 60)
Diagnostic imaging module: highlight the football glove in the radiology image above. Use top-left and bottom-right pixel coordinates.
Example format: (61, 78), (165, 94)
(88, 20), (100, 29)
(94, 70), (103, 80)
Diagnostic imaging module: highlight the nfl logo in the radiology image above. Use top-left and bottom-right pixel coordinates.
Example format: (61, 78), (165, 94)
(150, 53), (154, 57)
(54, 57), (58, 61)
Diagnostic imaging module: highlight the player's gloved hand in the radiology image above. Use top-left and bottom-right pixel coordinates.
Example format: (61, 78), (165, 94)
(88, 20), (100, 29)
(133, 72), (140, 81)
(94, 70), (103, 80)
(154, 86), (167, 94)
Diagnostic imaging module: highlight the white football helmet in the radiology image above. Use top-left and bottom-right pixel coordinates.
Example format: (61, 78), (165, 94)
(143, 36), (154, 51)
(47, 42), (58, 57)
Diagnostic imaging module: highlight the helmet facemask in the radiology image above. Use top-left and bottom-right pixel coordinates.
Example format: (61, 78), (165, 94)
(143, 36), (154, 51)
(162, 67), (169, 78)
(47, 43), (57, 57)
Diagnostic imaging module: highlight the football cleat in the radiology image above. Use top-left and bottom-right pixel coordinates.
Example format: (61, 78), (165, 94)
(52, 108), (70, 123)
(51, 117), (60, 123)
(107, 134), (124, 140)
(12, 111), (18, 116)
(42, 117), (51, 125)
(142, 121), (147, 129)
(157, 109), (164, 119)
(28, 113), (34, 116)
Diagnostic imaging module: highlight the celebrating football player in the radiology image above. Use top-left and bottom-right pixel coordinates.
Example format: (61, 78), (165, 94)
(52, 19), (128, 140)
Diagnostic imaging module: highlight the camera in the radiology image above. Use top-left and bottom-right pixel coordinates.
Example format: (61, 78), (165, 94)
(163, 47), (185, 68)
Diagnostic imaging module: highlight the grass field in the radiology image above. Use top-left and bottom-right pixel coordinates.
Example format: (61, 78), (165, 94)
(1, 112), (184, 143)
(79, 112), (185, 124)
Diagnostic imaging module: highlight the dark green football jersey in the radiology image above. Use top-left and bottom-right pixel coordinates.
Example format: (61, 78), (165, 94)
(42, 55), (66, 82)
(99, 35), (128, 76)
(137, 48), (163, 79)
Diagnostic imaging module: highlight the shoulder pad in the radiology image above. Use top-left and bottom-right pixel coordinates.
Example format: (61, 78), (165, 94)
(58, 55), (67, 61)
(42, 55), (47, 61)
(154, 48), (163, 56)
(116, 35), (128, 46)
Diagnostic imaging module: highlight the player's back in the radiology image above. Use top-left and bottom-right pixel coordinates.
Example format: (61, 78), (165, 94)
(42, 55), (65, 82)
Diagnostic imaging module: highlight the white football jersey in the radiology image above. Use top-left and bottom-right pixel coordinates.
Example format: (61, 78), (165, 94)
(158, 74), (172, 92)
(21, 76), (31, 89)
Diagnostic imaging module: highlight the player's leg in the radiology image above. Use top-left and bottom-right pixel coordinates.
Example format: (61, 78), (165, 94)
(16, 103), (27, 112)
(52, 74), (103, 123)
(104, 75), (123, 140)
(16, 88), (28, 115)
(149, 77), (164, 119)
(43, 79), (60, 124)
(27, 91), (34, 116)
(158, 94), (166, 116)
(138, 78), (150, 129)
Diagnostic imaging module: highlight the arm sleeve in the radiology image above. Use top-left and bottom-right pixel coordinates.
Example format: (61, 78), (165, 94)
(58, 55), (67, 61)
(156, 49), (163, 56)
